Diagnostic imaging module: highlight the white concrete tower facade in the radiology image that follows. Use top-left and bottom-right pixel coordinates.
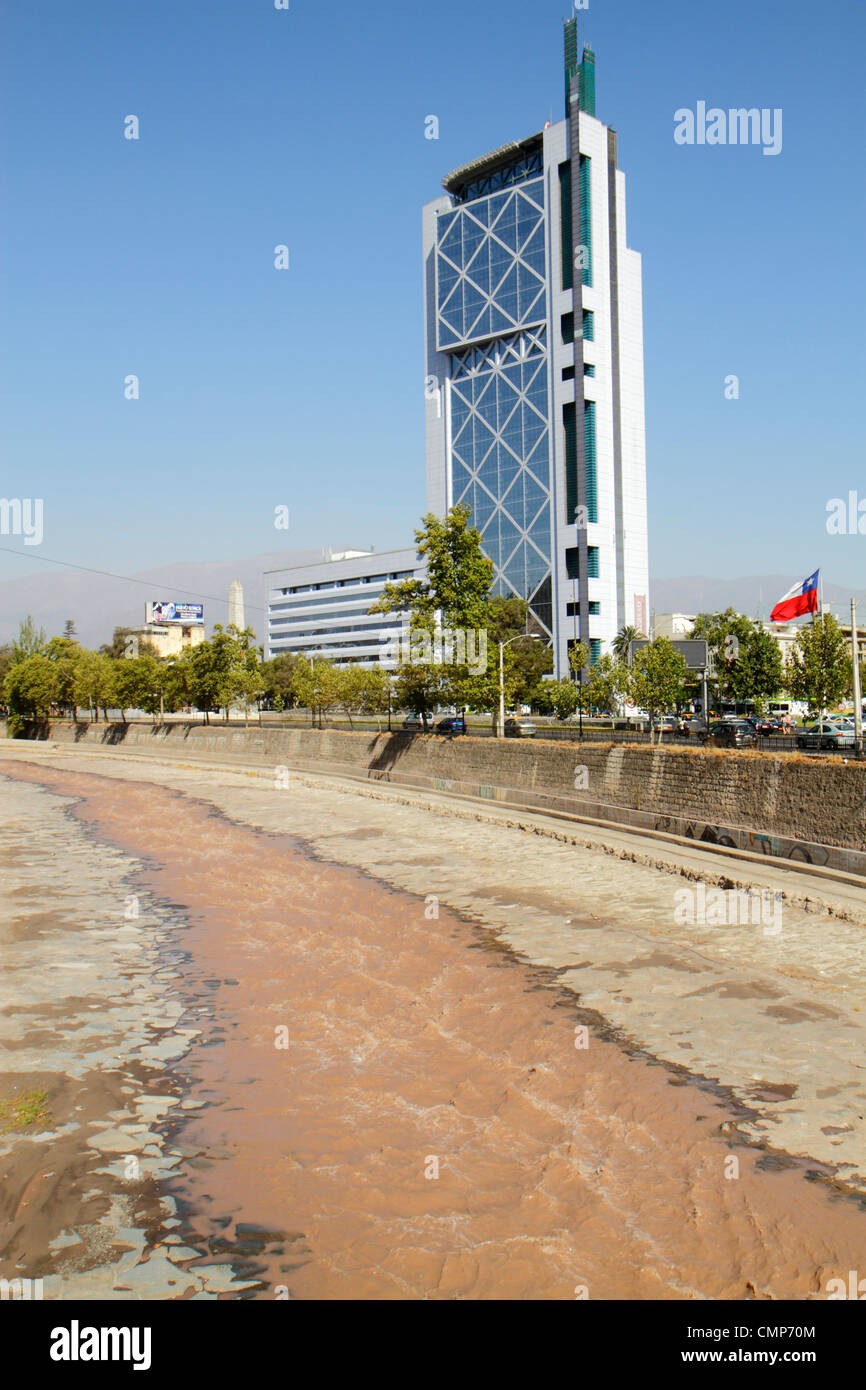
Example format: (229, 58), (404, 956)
(423, 20), (648, 676)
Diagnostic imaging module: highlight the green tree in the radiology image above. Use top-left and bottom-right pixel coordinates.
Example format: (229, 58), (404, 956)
(290, 657), (344, 728)
(163, 658), (191, 715)
(486, 596), (553, 704)
(735, 625), (784, 711)
(390, 661), (443, 730)
(4, 654), (59, 733)
(112, 653), (182, 721)
(232, 640), (266, 724)
(373, 506), (503, 724)
(43, 636), (83, 719)
(12, 615), (47, 663)
(259, 653), (300, 710)
(627, 638), (689, 742)
(690, 609), (756, 709)
(568, 639), (589, 682)
(538, 679), (579, 721)
(338, 665), (389, 728)
(73, 651), (117, 722)
(613, 625), (643, 661)
(372, 505), (495, 633)
(185, 625), (258, 722)
(583, 653), (629, 722)
(0, 646), (13, 708)
(785, 615), (851, 722)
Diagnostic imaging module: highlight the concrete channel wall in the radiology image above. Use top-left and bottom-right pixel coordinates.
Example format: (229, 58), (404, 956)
(11, 720), (866, 875)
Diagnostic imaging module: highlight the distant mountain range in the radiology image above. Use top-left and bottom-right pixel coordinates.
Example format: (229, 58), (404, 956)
(650, 575), (866, 624)
(0, 548), (330, 648)
(1, 552), (863, 648)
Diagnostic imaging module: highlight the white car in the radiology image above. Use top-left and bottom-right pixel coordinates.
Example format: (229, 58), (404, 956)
(796, 721), (856, 750)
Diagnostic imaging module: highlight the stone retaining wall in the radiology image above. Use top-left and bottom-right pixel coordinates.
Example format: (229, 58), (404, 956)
(13, 720), (866, 875)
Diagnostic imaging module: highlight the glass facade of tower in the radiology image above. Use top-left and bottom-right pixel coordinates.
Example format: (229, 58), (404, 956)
(434, 174), (553, 635)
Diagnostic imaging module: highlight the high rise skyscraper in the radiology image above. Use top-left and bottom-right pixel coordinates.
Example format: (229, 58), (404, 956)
(423, 20), (649, 676)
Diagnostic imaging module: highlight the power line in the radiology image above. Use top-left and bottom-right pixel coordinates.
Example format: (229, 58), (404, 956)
(0, 544), (266, 615)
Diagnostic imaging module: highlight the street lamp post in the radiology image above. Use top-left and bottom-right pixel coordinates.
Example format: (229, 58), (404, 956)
(852, 598), (863, 758)
(497, 633), (540, 739)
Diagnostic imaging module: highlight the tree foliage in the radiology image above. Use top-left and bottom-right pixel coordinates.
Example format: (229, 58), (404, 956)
(627, 638), (689, 741)
(785, 615), (851, 718)
(12, 615), (47, 663)
(613, 625), (643, 661)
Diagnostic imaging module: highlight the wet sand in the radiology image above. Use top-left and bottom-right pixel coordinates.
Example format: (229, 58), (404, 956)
(3, 760), (866, 1300)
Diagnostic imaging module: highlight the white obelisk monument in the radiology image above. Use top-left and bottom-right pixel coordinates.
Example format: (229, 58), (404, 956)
(228, 578), (245, 631)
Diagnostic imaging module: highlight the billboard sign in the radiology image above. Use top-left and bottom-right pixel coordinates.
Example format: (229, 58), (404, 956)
(147, 601), (204, 626)
(628, 638), (709, 671)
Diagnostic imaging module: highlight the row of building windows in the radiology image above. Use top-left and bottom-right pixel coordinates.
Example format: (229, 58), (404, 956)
(270, 619), (397, 641)
(271, 636), (384, 652)
(269, 596), (388, 618)
(277, 570), (413, 597)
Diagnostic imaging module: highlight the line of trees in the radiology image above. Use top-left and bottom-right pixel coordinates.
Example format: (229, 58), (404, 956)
(2, 513), (859, 739)
(1, 621), (266, 736)
(689, 607), (859, 719)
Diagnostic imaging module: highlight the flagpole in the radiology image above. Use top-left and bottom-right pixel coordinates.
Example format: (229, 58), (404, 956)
(820, 570), (824, 622)
(813, 570), (821, 735)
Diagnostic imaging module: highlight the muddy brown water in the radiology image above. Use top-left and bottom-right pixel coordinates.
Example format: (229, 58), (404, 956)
(5, 761), (866, 1300)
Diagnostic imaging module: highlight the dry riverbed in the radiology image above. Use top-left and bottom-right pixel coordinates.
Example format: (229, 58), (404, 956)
(2, 749), (866, 1300)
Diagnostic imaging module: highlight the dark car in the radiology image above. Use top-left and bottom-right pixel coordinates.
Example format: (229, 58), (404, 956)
(434, 716), (467, 735)
(700, 720), (757, 748)
(753, 715), (783, 736)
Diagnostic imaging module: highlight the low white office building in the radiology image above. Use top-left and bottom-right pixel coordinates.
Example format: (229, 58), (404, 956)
(265, 548), (423, 667)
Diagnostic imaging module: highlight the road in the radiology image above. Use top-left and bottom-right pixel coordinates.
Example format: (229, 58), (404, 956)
(1, 741), (865, 1300)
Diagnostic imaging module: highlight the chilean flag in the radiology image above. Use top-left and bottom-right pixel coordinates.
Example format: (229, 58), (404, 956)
(770, 570), (819, 623)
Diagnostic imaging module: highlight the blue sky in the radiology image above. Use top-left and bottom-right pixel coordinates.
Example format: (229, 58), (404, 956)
(1, 0), (864, 595)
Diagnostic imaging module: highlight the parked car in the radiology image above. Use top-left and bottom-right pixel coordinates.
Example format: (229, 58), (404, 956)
(401, 714), (425, 732)
(753, 715), (783, 736)
(683, 717), (708, 738)
(796, 721), (856, 750)
(641, 714), (679, 733)
(504, 717), (536, 738)
(700, 720), (757, 748)
(434, 715), (466, 735)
